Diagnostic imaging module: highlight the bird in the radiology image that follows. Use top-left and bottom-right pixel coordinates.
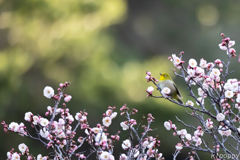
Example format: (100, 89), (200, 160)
(157, 72), (183, 104)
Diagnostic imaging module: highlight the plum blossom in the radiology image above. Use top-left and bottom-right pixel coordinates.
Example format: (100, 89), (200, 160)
(9, 122), (19, 132)
(18, 143), (27, 154)
(187, 69), (195, 77)
(218, 126), (231, 137)
(39, 118), (49, 127)
(122, 139), (131, 150)
(216, 113), (225, 122)
(164, 121), (171, 130)
(102, 117), (112, 127)
(225, 90), (233, 99)
(64, 95), (72, 102)
(100, 151), (110, 160)
(189, 59), (197, 68)
(120, 122), (129, 130)
(43, 86), (54, 99)
(175, 143), (183, 151)
(119, 154), (127, 160)
(185, 134), (191, 141)
(24, 112), (33, 122)
(177, 129), (187, 139)
(37, 154), (48, 160)
(199, 59), (207, 68)
(161, 87), (171, 98)
(186, 100), (194, 106)
(206, 118), (213, 129)
(95, 132), (107, 143)
(146, 86), (154, 94)
(11, 152), (20, 160)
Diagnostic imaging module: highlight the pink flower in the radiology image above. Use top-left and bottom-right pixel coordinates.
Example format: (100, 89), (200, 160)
(175, 143), (183, 151)
(64, 95), (72, 102)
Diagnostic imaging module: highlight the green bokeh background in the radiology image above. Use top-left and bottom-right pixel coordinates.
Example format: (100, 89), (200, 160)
(1, 0), (240, 159)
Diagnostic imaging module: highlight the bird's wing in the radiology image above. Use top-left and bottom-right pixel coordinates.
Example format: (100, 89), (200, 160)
(173, 83), (182, 99)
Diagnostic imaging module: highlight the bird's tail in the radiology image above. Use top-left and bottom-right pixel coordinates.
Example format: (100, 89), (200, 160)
(177, 99), (183, 104)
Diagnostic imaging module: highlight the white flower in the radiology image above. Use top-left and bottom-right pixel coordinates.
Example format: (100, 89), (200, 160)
(32, 116), (39, 125)
(122, 139), (131, 150)
(187, 69), (195, 77)
(24, 112), (33, 121)
(100, 151), (110, 160)
(147, 86), (154, 93)
(11, 152), (20, 160)
(132, 148), (140, 158)
(106, 109), (112, 116)
(102, 117), (112, 127)
(40, 128), (50, 139)
(218, 126), (231, 136)
(18, 143), (27, 154)
(9, 122), (19, 132)
(199, 59), (207, 68)
(37, 154), (47, 160)
(172, 54), (181, 66)
(95, 132), (107, 143)
(177, 129), (187, 139)
(39, 118), (49, 127)
(211, 68), (220, 77)
(225, 90), (233, 98)
(206, 118), (213, 129)
(108, 155), (115, 160)
(224, 82), (233, 91)
(197, 88), (205, 97)
(120, 122), (129, 130)
(218, 43), (227, 50)
(232, 82), (239, 92)
(195, 138), (202, 146)
(229, 40), (235, 47)
(185, 134), (192, 141)
(216, 113), (225, 122)
(92, 127), (101, 134)
(110, 112), (117, 119)
(189, 59), (197, 68)
(142, 141), (149, 148)
(67, 115), (74, 123)
(161, 87), (171, 98)
(174, 57), (181, 66)
(119, 154), (127, 160)
(147, 141), (155, 149)
(43, 86), (54, 99)
(196, 97), (204, 105)
(175, 143), (183, 151)
(195, 66), (204, 75)
(164, 121), (171, 130)
(7, 152), (11, 159)
(186, 100), (194, 106)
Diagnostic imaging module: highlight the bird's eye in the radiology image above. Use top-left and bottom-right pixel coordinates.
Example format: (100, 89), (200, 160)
(164, 75), (166, 77)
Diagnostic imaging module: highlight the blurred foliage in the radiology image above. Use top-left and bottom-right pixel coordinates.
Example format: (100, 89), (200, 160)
(1, 0), (240, 159)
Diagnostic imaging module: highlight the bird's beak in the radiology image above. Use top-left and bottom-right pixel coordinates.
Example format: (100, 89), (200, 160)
(159, 73), (162, 75)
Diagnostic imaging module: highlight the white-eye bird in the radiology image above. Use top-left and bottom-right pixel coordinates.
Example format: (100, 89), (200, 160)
(157, 73), (183, 104)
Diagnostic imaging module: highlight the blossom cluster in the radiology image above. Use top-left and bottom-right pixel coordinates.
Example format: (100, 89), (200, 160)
(145, 33), (240, 159)
(2, 82), (164, 160)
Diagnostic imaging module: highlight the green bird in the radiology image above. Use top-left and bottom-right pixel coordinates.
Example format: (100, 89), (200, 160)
(157, 73), (183, 104)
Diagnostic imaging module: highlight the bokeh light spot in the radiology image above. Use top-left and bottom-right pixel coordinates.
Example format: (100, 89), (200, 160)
(197, 4), (219, 27)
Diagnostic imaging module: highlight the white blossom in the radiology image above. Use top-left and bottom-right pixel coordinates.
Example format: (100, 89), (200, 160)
(225, 90), (233, 98)
(39, 118), (49, 127)
(164, 121), (171, 130)
(122, 139), (131, 150)
(43, 86), (54, 99)
(216, 113), (225, 122)
(120, 122), (129, 130)
(18, 143), (27, 154)
(189, 58), (197, 68)
(102, 117), (112, 127)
